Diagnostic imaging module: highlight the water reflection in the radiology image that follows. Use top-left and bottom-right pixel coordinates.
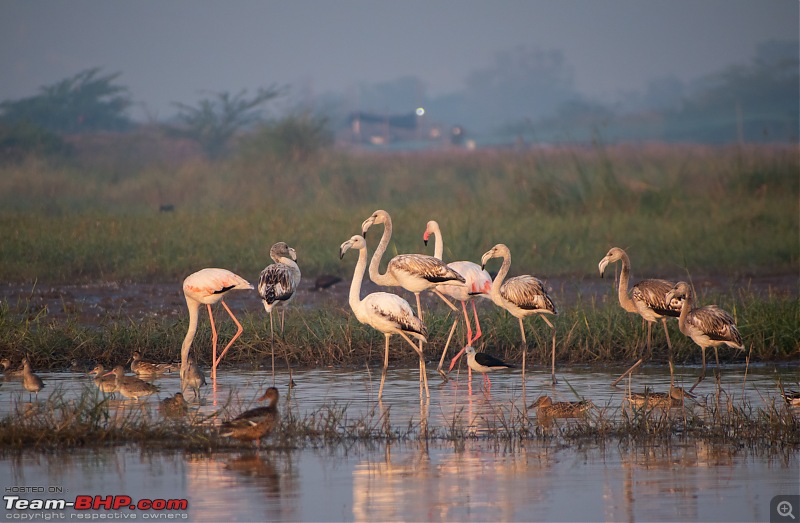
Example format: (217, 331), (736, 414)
(1, 366), (798, 522)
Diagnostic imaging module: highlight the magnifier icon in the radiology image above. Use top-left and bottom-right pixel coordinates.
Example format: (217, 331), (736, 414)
(778, 500), (796, 520)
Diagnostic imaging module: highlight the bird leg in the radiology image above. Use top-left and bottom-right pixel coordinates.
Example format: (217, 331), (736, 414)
(208, 304), (219, 382)
(432, 289), (459, 311)
(436, 319), (458, 381)
(518, 317), (527, 381)
(378, 335), (390, 401)
(689, 347), (707, 393)
(436, 300), (471, 380)
(212, 300), (244, 382)
(611, 321), (650, 388)
(415, 293), (424, 387)
(540, 315), (557, 385)
(661, 317), (674, 387)
(399, 331), (430, 399)
(269, 311), (276, 386)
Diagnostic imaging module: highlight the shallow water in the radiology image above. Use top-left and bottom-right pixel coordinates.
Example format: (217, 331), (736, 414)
(1, 365), (798, 522)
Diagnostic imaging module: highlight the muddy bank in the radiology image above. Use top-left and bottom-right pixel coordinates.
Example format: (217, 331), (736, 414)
(1, 272), (795, 325)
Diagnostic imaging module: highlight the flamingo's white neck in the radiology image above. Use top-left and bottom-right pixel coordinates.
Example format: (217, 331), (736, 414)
(180, 297), (201, 380)
(368, 213), (397, 288)
(348, 245), (368, 313)
(426, 221), (444, 260)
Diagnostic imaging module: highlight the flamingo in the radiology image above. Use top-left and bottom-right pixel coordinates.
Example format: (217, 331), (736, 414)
(463, 346), (515, 389)
(339, 234), (430, 400)
(181, 268), (254, 386)
(258, 242), (302, 383)
(665, 281), (744, 392)
(479, 244), (558, 384)
(361, 210), (464, 386)
(598, 247), (682, 387)
(220, 387), (281, 447)
(422, 220), (492, 380)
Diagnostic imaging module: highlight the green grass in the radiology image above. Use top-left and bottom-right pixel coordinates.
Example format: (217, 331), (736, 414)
(0, 143), (797, 282)
(1, 288), (797, 372)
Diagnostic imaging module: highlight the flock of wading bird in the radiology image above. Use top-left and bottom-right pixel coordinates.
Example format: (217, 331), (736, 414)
(10, 208), (786, 446)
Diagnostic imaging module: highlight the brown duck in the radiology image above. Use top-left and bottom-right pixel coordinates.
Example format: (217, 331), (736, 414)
(529, 395), (593, 418)
(105, 365), (159, 400)
(220, 387), (280, 446)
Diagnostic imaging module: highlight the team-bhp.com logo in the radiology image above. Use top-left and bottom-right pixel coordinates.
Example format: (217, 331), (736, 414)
(4, 494), (188, 519)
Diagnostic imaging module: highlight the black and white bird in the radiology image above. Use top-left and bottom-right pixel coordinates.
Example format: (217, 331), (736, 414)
(666, 281), (744, 392)
(258, 242), (302, 383)
(463, 346), (515, 389)
(340, 234), (430, 400)
(598, 247), (682, 386)
(477, 243), (558, 384)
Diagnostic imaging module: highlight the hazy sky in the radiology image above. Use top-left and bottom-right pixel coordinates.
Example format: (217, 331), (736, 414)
(1, 0), (797, 119)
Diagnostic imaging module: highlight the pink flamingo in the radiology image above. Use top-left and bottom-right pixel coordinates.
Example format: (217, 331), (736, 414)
(181, 268), (253, 387)
(422, 220), (492, 381)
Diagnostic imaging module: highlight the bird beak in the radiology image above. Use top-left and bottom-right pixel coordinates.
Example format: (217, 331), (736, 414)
(360, 216), (375, 237)
(598, 258), (609, 278)
(480, 250), (493, 270)
(339, 241), (352, 260)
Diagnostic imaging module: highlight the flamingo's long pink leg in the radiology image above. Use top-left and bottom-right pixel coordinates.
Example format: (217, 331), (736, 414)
(213, 300), (244, 377)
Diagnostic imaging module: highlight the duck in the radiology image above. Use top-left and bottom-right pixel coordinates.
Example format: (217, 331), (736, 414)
(528, 395), (593, 418)
(181, 355), (207, 397)
(220, 387), (280, 446)
(627, 385), (696, 409)
(2, 358), (24, 379)
(104, 365), (159, 401)
(160, 392), (189, 417)
(88, 364), (118, 394)
(130, 351), (178, 377)
(22, 358), (45, 399)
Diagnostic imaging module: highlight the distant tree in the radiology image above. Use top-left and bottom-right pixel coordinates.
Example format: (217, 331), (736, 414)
(169, 87), (282, 159)
(665, 39), (798, 143)
(0, 68), (132, 133)
(434, 46), (579, 134)
(0, 122), (73, 163)
(238, 112), (333, 162)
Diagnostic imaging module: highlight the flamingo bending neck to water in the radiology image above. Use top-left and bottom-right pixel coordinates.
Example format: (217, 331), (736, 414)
(181, 268), (253, 387)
